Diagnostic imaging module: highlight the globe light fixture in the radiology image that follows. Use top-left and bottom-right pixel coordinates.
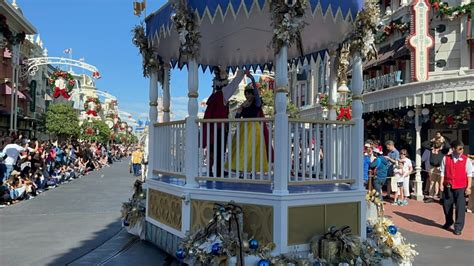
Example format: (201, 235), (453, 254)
(421, 108), (430, 116)
(337, 82), (350, 106)
(322, 107), (329, 119)
(407, 110), (415, 118)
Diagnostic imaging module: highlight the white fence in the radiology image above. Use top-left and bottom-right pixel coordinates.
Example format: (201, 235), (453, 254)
(154, 120), (186, 177)
(197, 118), (274, 183)
(153, 118), (356, 187)
(288, 119), (355, 184)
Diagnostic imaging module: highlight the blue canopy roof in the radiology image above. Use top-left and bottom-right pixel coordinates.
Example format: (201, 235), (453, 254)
(145, 0), (364, 71)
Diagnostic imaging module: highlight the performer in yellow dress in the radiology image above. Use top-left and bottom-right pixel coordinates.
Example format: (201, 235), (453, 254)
(227, 74), (269, 174)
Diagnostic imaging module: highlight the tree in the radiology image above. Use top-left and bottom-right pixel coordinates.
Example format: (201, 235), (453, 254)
(261, 89), (299, 118)
(80, 120), (111, 143)
(45, 103), (80, 140)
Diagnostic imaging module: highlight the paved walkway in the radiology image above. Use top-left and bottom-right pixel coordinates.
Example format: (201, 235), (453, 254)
(0, 160), (170, 266)
(384, 198), (474, 241)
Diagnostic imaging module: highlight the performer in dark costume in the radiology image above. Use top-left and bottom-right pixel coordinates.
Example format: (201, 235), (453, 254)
(203, 67), (245, 177)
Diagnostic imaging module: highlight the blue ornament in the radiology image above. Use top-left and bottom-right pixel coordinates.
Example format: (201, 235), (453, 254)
(123, 220), (129, 227)
(175, 248), (186, 260)
(387, 225), (397, 235)
(258, 259), (270, 266)
(313, 262), (322, 266)
(249, 239), (259, 250)
(211, 243), (221, 255)
(366, 226), (373, 235)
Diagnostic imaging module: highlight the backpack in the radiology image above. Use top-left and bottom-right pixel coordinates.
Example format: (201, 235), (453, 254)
(371, 156), (389, 181)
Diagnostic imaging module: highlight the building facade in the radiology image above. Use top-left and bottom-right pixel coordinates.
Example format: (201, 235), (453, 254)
(288, 0), (474, 200)
(0, 0), (37, 139)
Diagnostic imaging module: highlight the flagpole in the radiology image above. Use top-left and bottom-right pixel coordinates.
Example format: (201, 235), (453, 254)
(69, 48), (73, 72)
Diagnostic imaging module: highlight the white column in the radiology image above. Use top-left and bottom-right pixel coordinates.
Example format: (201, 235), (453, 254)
(460, 3), (470, 69)
(400, 0), (409, 6)
(163, 65), (171, 122)
(147, 69), (159, 180)
(327, 51), (338, 121)
(10, 44), (21, 134)
(310, 59), (317, 106)
(351, 54), (366, 240)
(184, 59), (199, 188)
(273, 46), (289, 195)
(414, 106), (424, 201)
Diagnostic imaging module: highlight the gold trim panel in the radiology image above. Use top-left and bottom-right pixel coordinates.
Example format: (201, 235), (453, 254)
(191, 200), (273, 244)
(148, 189), (182, 231)
(288, 202), (360, 245)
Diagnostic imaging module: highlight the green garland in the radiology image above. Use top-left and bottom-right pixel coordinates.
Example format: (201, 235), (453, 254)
(375, 21), (410, 44)
(430, 0), (474, 19)
(132, 24), (161, 78)
(270, 0), (309, 56)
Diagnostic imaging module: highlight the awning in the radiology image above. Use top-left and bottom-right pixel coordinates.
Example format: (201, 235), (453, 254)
(0, 84), (27, 99)
(364, 38), (409, 70)
(363, 71), (474, 113)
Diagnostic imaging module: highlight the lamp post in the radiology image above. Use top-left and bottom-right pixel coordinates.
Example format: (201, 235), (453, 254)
(337, 82), (350, 106)
(412, 106), (430, 201)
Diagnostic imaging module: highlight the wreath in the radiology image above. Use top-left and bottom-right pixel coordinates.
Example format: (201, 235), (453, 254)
(270, 0), (308, 56)
(49, 70), (75, 99)
(172, 0), (201, 60)
(84, 97), (102, 116)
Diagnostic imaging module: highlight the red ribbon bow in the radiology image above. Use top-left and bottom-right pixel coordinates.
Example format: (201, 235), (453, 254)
(86, 110), (98, 116)
(53, 87), (70, 99)
(337, 107), (352, 121)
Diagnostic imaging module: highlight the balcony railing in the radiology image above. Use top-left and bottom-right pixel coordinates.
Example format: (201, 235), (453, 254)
(196, 118), (274, 183)
(154, 120), (186, 178)
(288, 119), (355, 185)
(153, 118), (357, 190)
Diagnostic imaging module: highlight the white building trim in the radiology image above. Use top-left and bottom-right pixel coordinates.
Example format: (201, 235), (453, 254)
(364, 70), (474, 113)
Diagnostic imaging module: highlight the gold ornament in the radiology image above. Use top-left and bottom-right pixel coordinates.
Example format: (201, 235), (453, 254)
(242, 240), (250, 251)
(375, 224), (384, 235)
(383, 247), (393, 257)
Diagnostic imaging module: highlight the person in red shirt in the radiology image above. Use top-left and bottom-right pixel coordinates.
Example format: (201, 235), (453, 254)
(439, 140), (473, 235)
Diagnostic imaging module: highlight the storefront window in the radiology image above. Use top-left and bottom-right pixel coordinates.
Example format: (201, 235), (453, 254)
(300, 83), (306, 106)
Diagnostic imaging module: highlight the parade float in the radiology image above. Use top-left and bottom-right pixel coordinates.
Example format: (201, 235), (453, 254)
(136, 0), (417, 264)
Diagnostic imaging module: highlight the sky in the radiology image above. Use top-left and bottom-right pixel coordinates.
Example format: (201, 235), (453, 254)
(17, 0), (213, 121)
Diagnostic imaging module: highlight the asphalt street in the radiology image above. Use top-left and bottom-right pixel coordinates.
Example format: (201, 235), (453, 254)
(0, 160), (170, 266)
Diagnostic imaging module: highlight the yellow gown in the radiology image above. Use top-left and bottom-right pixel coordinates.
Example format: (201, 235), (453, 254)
(226, 121), (268, 173)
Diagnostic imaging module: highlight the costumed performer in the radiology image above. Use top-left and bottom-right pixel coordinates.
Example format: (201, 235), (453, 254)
(202, 67), (246, 177)
(227, 73), (269, 175)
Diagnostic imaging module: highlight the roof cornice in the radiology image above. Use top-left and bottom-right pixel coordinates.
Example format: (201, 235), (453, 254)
(0, 0), (37, 34)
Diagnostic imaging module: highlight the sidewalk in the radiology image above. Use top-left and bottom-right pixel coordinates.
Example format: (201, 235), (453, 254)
(384, 198), (474, 241)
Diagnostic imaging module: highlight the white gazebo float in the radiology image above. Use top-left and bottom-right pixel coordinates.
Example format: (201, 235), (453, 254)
(138, 0), (375, 259)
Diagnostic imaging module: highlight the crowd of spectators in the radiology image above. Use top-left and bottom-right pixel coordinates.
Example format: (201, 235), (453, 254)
(0, 135), (130, 207)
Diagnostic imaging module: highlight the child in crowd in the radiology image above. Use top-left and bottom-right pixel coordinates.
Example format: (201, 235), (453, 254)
(393, 160), (406, 206)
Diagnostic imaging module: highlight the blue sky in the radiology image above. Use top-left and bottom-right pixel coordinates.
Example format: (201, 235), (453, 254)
(18, 0), (213, 121)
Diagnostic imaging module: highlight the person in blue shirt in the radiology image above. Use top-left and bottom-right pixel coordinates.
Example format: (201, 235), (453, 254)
(363, 144), (372, 187)
(385, 140), (400, 200)
(370, 148), (389, 199)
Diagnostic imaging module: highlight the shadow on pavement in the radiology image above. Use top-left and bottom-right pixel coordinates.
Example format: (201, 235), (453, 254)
(394, 211), (441, 228)
(45, 218), (123, 266)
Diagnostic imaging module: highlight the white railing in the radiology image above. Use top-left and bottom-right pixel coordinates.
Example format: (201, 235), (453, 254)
(197, 118), (274, 183)
(288, 119), (355, 184)
(154, 120), (186, 178)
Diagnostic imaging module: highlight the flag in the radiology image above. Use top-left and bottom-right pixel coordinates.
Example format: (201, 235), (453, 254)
(64, 48), (72, 54)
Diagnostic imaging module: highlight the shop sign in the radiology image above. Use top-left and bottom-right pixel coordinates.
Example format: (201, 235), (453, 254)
(363, 71), (403, 92)
(407, 0), (434, 81)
